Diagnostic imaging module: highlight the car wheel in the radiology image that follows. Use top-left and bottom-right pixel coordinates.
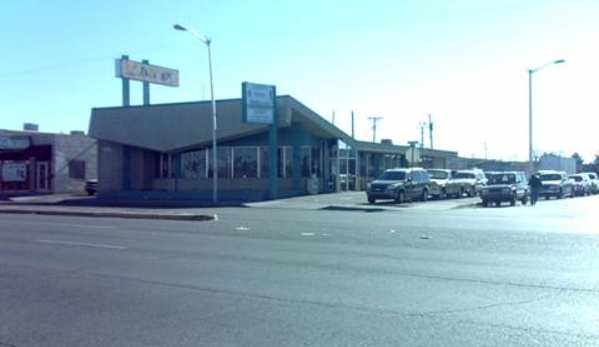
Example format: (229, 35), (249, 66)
(440, 188), (447, 200)
(521, 193), (528, 205)
(557, 189), (564, 199)
(421, 189), (429, 202)
(482, 199), (488, 207)
(495, 201), (501, 207)
(395, 190), (405, 204)
(510, 193), (516, 206)
(367, 197), (376, 204)
(459, 187), (465, 198)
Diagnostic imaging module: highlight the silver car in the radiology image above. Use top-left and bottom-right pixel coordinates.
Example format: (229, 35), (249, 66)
(426, 169), (463, 199)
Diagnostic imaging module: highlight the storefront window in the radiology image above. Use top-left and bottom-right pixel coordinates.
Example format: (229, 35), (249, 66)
(301, 147), (311, 177)
(68, 160), (85, 179)
(311, 148), (320, 177)
(281, 147), (292, 178)
(260, 147), (269, 178)
(218, 148), (232, 178)
(207, 148), (232, 178)
(233, 147), (258, 178)
(1, 161), (29, 191)
(181, 150), (207, 179)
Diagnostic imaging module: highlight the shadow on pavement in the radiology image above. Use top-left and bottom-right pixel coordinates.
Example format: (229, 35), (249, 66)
(0, 194), (244, 209)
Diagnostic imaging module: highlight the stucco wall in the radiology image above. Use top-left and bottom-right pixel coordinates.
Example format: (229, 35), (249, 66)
(98, 141), (123, 191)
(53, 134), (97, 193)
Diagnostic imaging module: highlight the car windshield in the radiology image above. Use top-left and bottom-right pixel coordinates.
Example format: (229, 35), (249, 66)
(541, 174), (563, 181)
(570, 176), (583, 182)
(488, 174), (516, 184)
(454, 172), (475, 179)
(376, 171), (406, 181)
(428, 170), (449, 179)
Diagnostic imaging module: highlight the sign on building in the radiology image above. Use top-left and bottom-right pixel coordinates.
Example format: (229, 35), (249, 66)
(2, 162), (27, 182)
(242, 82), (276, 124)
(0, 136), (31, 150)
(115, 58), (179, 87)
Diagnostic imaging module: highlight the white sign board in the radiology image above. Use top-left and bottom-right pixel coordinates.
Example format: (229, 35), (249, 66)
(0, 136), (30, 150)
(2, 162), (27, 182)
(242, 82), (276, 124)
(116, 59), (179, 87)
(405, 147), (420, 163)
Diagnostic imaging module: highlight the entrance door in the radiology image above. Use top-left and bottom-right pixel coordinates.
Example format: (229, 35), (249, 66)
(37, 162), (50, 191)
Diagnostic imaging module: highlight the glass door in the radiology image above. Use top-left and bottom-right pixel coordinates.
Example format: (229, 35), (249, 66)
(37, 162), (50, 191)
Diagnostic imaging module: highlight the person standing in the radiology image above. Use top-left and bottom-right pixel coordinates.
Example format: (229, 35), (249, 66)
(529, 174), (542, 205)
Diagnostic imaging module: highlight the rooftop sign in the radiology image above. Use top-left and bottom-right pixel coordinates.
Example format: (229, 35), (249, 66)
(0, 136), (31, 150)
(242, 82), (276, 124)
(115, 58), (179, 87)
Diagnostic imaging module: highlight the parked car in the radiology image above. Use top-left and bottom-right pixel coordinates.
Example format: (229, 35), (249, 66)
(426, 169), (462, 199)
(480, 171), (528, 207)
(453, 169), (487, 197)
(538, 170), (573, 199)
(85, 179), (98, 195)
(569, 173), (592, 197)
(582, 172), (599, 194)
(366, 168), (430, 204)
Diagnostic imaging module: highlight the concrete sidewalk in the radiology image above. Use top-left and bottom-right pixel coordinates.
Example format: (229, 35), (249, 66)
(0, 194), (218, 221)
(0, 191), (478, 220)
(245, 191), (479, 211)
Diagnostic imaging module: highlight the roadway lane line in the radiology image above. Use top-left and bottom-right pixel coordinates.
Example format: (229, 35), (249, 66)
(34, 239), (127, 250)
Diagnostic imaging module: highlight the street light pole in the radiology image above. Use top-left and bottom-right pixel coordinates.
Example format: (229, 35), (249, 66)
(174, 23), (218, 203)
(527, 59), (565, 175)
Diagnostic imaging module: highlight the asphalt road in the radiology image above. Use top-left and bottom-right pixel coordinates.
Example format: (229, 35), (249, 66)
(1, 195), (598, 346)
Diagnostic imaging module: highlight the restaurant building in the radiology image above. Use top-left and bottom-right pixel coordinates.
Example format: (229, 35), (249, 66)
(89, 96), (457, 201)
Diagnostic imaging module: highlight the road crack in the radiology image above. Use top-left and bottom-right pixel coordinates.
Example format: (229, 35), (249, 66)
(413, 292), (558, 317)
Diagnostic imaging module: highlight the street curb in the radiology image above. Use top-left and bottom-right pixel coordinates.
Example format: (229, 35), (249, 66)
(0, 209), (217, 221)
(321, 205), (388, 212)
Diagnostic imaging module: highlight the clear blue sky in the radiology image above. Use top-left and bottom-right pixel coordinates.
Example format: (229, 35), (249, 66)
(2, 0), (598, 162)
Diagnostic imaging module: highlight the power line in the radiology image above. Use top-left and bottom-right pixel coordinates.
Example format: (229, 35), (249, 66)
(368, 116), (383, 143)
(0, 43), (181, 78)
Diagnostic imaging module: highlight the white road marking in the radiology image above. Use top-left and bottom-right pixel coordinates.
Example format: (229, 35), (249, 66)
(235, 226), (250, 231)
(34, 239), (127, 250)
(301, 232), (315, 236)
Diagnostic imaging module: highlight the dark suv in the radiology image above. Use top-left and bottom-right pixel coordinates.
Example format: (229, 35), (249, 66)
(366, 168), (431, 204)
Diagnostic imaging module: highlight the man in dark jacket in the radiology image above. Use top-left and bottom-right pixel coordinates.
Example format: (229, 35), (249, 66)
(529, 174), (542, 205)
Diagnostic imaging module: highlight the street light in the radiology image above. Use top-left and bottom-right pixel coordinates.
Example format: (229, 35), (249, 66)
(528, 59), (565, 175)
(174, 23), (218, 203)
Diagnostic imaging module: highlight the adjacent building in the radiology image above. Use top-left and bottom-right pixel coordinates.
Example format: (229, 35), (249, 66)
(0, 128), (97, 194)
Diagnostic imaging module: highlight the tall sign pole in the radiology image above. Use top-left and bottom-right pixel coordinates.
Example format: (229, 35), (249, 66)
(242, 82), (278, 199)
(120, 55), (130, 106)
(142, 59), (150, 105)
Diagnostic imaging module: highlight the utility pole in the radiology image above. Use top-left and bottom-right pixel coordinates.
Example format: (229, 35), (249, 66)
(419, 122), (426, 148)
(428, 114), (433, 149)
(484, 142), (488, 160)
(332, 111), (336, 125)
(368, 116), (383, 143)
